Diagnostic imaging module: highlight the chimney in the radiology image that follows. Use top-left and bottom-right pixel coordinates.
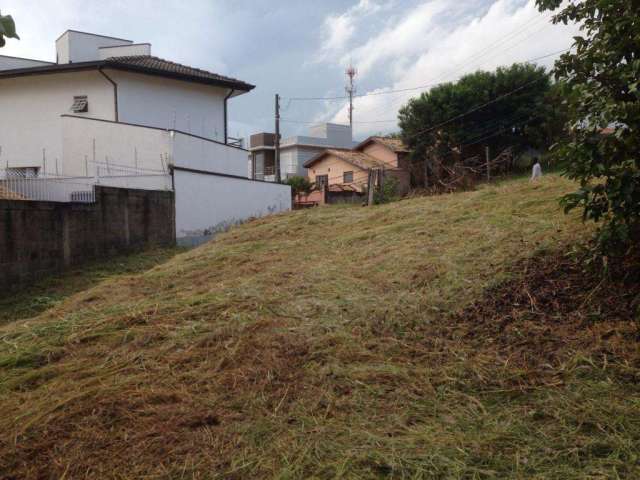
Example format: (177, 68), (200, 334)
(56, 30), (144, 64)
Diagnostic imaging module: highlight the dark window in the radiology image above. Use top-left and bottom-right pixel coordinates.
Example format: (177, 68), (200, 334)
(343, 171), (354, 183)
(70, 95), (88, 113)
(316, 174), (328, 187)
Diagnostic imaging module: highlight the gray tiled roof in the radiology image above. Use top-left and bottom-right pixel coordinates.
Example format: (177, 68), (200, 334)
(0, 55), (254, 91)
(104, 55), (254, 90)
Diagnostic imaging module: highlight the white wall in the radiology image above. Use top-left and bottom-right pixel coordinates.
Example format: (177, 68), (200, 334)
(0, 71), (115, 174)
(173, 132), (247, 176)
(61, 116), (248, 177)
(110, 70), (229, 142)
(174, 170), (291, 245)
(56, 31), (132, 64)
(0, 55), (53, 71)
(96, 174), (172, 190)
(61, 116), (172, 176)
(98, 44), (151, 59)
(281, 145), (325, 177)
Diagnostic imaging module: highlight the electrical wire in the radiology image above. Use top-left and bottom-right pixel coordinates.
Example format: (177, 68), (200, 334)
(281, 12), (557, 102)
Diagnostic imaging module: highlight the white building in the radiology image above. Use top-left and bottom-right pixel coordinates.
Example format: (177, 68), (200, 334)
(0, 30), (290, 245)
(249, 123), (357, 181)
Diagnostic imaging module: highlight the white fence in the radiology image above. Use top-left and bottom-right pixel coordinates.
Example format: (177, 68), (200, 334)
(0, 164), (172, 203)
(0, 169), (96, 203)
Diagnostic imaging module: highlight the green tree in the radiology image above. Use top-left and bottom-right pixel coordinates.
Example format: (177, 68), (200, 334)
(536, 0), (640, 251)
(398, 63), (556, 166)
(284, 176), (313, 197)
(0, 11), (19, 47)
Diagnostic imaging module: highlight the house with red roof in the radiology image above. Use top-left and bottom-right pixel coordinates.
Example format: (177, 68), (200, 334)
(302, 136), (411, 200)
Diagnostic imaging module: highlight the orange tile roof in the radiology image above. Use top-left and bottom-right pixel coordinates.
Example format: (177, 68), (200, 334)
(369, 136), (410, 153)
(304, 148), (388, 170)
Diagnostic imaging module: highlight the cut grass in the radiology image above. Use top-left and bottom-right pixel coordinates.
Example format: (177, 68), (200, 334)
(0, 247), (183, 325)
(0, 175), (638, 479)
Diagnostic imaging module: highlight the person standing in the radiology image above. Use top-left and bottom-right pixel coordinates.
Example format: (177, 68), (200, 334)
(531, 157), (542, 181)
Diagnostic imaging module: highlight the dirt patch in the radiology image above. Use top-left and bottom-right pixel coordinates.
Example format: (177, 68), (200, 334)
(457, 248), (640, 382)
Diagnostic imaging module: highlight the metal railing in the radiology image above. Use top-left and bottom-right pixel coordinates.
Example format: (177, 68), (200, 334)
(0, 163), (173, 203)
(0, 169), (96, 203)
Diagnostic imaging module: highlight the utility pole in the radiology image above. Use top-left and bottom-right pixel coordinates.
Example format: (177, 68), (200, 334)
(345, 64), (357, 128)
(275, 93), (281, 183)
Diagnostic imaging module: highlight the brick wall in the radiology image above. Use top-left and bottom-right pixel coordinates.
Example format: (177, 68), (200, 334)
(0, 186), (175, 290)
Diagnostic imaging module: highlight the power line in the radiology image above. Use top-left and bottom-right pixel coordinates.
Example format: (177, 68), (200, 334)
(402, 77), (547, 142)
(282, 13), (559, 103)
(280, 45), (569, 126)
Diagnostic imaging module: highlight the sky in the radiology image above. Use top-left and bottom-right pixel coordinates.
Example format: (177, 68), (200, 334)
(1, 0), (580, 142)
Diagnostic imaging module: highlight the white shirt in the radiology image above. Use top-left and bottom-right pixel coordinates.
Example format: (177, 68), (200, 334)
(531, 162), (542, 180)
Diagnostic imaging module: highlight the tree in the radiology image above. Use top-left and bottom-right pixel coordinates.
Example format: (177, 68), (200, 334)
(398, 64), (556, 169)
(536, 0), (640, 251)
(284, 175), (313, 198)
(0, 11), (19, 47)
(398, 63), (564, 191)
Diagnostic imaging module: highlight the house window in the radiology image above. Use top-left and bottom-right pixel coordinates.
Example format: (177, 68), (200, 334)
(70, 95), (88, 113)
(343, 171), (354, 183)
(316, 174), (328, 187)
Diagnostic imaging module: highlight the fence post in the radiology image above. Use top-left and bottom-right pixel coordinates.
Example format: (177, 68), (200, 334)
(486, 146), (490, 182)
(367, 169), (375, 206)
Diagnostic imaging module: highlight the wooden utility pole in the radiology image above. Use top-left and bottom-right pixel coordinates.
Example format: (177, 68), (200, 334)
(275, 93), (281, 183)
(367, 169), (375, 206)
(485, 145), (490, 182)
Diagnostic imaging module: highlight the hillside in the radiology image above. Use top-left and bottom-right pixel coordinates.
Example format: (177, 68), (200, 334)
(1, 175), (639, 479)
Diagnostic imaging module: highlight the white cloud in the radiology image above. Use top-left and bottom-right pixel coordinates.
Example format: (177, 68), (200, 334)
(314, 0), (581, 138)
(315, 0), (390, 63)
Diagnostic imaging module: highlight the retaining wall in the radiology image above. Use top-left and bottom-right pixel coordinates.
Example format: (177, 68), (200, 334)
(0, 186), (175, 290)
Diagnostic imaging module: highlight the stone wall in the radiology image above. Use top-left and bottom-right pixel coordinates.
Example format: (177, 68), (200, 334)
(0, 186), (175, 290)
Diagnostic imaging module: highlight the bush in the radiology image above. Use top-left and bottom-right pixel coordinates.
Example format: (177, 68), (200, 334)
(284, 176), (313, 197)
(374, 176), (399, 205)
(537, 0), (640, 253)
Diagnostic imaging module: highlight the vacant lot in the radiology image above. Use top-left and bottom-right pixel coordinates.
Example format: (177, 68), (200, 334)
(1, 175), (638, 479)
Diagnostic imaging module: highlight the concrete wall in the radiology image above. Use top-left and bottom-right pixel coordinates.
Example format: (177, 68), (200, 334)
(0, 71), (115, 172)
(56, 31), (132, 64)
(110, 70), (229, 141)
(61, 115), (172, 175)
(308, 123), (353, 147)
(173, 168), (291, 246)
(0, 186), (174, 290)
(173, 132), (247, 176)
(61, 116), (248, 178)
(98, 44), (151, 59)
(281, 145), (326, 177)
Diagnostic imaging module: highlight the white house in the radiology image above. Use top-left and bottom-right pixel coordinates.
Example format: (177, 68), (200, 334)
(249, 123), (357, 181)
(0, 30), (291, 245)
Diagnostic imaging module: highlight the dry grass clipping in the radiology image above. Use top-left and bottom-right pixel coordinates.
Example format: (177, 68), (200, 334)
(0, 175), (638, 479)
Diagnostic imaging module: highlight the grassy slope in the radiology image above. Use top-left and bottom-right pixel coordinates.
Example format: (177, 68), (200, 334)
(0, 248), (182, 325)
(0, 175), (638, 479)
